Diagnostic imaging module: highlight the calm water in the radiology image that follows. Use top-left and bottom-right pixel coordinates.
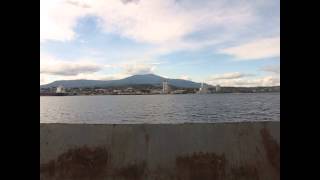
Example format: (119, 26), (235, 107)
(40, 93), (280, 124)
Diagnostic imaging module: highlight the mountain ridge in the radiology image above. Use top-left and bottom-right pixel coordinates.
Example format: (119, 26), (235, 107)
(40, 74), (202, 88)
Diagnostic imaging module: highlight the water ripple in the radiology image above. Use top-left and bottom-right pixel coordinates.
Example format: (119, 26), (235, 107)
(40, 93), (280, 124)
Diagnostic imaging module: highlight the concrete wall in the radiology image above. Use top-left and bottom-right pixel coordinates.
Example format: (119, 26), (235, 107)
(40, 122), (280, 180)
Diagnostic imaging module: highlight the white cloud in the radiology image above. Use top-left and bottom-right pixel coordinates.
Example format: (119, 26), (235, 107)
(41, 61), (101, 76)
(179, 75), (192, 81)
(208, 72), (254, 80)
(261, 64), (280, 74)
(40, 72), (127, 85)
(65, 0), (91, 8)
(40, 53), (108, 84)
(40, 0), (255, 45)
(90, 0), (250, 44)
(40, 0), (280, 85)
(40, 77), (48, 85)
(206, 72), (279, 87)
(207, 76), (280, 87)
(71, 73), (126, 81)
(40, 54), (103, 76)
(40, 53), (159, 84)
(219, 36), (280, 60)
(40, 0), (92, 42)
(122, 63), (156, 75)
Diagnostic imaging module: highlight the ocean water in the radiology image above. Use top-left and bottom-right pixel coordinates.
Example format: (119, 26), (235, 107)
(40, 93), (280, 124)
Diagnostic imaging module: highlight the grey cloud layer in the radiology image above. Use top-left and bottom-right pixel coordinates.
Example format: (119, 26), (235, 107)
(123, 64), (155, 75)
(261, 64), (280, 74)
(40, 63), (101, 76)
(208, 72), (254, 80)
(66, 0), (91, 8)
(205, 72), (279, 87)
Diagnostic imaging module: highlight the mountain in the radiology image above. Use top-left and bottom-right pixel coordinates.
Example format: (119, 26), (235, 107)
(40, 74), (202, 88)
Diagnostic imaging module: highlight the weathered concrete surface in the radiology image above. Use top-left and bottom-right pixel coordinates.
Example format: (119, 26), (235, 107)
(40, 122), (280, 180)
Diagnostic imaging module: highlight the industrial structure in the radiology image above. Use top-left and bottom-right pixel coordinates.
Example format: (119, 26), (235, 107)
(198, 83), (209, 94)
(162, 79), (170, 94)
(216, 84), (221, 92)
(56, 85), (66, 93)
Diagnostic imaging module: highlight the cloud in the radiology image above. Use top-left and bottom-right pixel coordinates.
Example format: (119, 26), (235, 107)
(207, 76), (280, 87)
(65, 0), (91, 8)
(70, 73), (126, 81)
(41, 61), (101, 76)
(40, 54), (125, 84)
(179, 75), (192, 81)
(208, 72), (254, 80)
(40, 0), (279, 63)
(39, 53), (159, 84)
(121, 0), (140, 4)
(261, 64), (280, 74)
(40, 0), (90, 42)
(40, 72), (127, 85)
(206, 72), (279, 87)
(122, 63), (156, 75)
(219, 36), (280, 60)
(40, 0), (255, 45)
(40, 53), (103, 76)
(40, 77), (47, 85)
(40, 0), (280, 85)
(95, 0), (254, 44)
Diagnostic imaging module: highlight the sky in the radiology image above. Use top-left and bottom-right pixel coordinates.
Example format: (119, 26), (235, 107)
(40, 0), (280, 87)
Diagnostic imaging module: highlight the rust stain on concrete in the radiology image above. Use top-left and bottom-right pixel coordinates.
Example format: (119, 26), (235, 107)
(175, 152), (264, 180)
(175, 152), (226, 180)
(230, 164), (260, 180)
(40, 146), (109, 179)
(115, 161), (147, 180)
(40, 146), (148, 180)
(260, 127), (280, 174)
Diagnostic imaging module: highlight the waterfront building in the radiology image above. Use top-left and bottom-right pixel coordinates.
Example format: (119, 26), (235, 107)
(162, 79), (170, 94)
(216, 85), (221, 93)
(113, 90), (122, 94)
(151, 89), (162, 94)
(125, 87), (134, 92)
(198, 83), (209, 94)
(171, 89), (186, 94)
(56, 85), (66, 93)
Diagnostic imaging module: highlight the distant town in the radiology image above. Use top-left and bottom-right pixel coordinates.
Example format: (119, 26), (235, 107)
(40, 81), (280, 96)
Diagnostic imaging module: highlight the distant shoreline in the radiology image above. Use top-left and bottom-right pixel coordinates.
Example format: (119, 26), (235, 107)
(40, 92), (280, 97)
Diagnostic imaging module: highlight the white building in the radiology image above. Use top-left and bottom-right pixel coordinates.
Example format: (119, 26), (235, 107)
(162, 80), (170, 94)
(216, 84), (221, 92)
(172, 89), (186, 94)
(151, 89), (162, 94)
(56, 85), (66, 93)
(198, 83), (209, 94)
